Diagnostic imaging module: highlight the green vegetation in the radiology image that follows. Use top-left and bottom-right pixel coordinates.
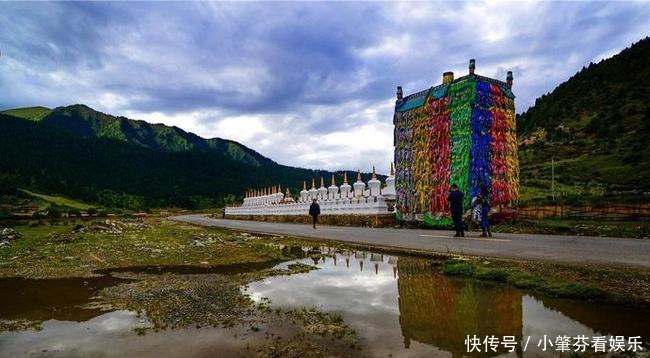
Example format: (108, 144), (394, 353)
(439, 257), (650, 303)
(517, 37), (650, 204)
(494, 218), (649, 238)
(0, 106), (51, 121)
(0, 218), (294, 278)
(442, 259), (606, 300)
(0, 106), (377, 211)
(19, 189), (94, 210)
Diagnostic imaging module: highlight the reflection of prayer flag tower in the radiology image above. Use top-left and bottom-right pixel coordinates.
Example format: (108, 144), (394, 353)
(393, 59), (519, 222)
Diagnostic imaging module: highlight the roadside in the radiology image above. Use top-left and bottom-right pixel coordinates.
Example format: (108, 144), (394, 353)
(172, 215), (650, 269)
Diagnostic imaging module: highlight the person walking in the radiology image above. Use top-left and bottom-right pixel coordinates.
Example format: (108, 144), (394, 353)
(478, 184), (492, 237)
(309, 199), (321, 229)
(448, 184), (464, 237)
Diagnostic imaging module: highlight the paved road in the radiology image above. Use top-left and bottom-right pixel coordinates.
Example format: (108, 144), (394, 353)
(171, 215), (650, 269)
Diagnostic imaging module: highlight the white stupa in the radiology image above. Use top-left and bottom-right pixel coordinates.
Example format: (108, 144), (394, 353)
(328, 174), (339, 200)
(353, 170), (365, 197)
(368, 166), (381, 197)
(340, 172), (352, 199)
(308, 178), (318, 201)
(300, 180), (309, 202)
(317, 177), (328, 200)
(381, 163), (396, 199)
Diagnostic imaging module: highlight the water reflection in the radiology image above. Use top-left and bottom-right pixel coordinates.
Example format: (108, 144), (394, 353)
(0, 310), (274, 358)
(397, 259), (523, 357)
(0, 276), (133, 323)
(1, 245), (648, 357)
(247, 247), (650, 357)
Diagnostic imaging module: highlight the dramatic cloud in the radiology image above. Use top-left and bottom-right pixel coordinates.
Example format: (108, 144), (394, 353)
(1, 2), (648, 173)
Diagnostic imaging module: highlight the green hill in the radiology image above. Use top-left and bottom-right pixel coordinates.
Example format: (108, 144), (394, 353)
(517, 37), (650, 205)
(39, 104), (272, 167)
(0, 106), (52, 121)
(0, 107), (377, 210)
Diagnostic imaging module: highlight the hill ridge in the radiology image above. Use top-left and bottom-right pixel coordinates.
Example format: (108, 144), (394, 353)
(516, 37), (649, 203)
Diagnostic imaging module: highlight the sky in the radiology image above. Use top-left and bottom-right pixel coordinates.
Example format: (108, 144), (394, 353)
(1, 2), (649, 174)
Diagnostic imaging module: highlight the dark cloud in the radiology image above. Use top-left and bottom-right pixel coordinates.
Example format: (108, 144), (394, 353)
(0, 1), (648, 171)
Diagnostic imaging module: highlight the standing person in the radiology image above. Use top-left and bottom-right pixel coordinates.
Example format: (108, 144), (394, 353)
(478, 184), (492, 237)
(448, 184), (464, 237)
(309, 199), (321, 229)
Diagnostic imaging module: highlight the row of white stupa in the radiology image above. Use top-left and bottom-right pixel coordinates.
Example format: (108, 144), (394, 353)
(225, 165), (396, 216)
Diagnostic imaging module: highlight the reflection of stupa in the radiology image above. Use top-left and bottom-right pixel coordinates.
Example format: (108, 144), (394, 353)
(388, 256), (398, 278)
(281, 245), (304, 258)
(397, 258), (523, 357)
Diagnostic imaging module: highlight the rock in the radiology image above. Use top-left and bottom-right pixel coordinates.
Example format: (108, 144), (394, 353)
(0, 239), (10, 248)
(190, 238), (205, 247)
(79, 221), (124, 234)
(72, 225), (85, 233)
(0, 228), (23, 241)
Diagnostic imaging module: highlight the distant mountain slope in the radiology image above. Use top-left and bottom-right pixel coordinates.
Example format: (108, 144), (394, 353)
(0, 108), (376, 209)
(516, 37), (650, 204)
(0, 106), (51, 121)
(37, 104), (273, 167)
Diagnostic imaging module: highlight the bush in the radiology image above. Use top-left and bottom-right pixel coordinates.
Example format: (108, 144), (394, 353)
(546, 282), (605, 299)
(476, 268), (510, 282)
(509, 272), (545, 288)
(442, 261), (476, 276)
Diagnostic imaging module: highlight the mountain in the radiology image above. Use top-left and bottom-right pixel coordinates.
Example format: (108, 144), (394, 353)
(516, 37), (650, 205)
(3, 104), (273, 167)
(0, 106), (378, 210)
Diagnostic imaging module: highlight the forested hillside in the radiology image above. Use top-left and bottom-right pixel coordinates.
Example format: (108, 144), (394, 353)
(516, 37), (650, 204)
(0, 108), (374, 210)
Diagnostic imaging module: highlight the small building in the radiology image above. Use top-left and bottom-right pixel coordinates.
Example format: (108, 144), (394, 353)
(394, 59), (519, 222)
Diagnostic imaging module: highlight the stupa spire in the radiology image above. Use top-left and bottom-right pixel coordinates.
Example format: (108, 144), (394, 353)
(343, 172), (348, 184)
(331, 174), (336, 186)
(311, 178), (315, 189)
(320, 176), (324, 188)
(390, 162), (395, 176)
(303, 180), (307, 191)
(372, 166), (377, 179)
(356, 169), (362, 182)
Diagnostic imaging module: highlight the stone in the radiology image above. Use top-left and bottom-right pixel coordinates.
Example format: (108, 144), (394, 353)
(0, 228), (23, 241)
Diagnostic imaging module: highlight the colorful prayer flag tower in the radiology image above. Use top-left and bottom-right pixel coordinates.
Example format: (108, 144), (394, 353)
(393, 59), (519, 222)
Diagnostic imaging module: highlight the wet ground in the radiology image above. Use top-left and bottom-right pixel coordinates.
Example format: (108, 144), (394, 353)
(1, 244), (649, 357)
(247, 246), (650, 357)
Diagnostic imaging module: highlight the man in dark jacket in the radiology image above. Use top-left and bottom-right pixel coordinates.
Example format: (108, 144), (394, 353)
(309, 199), (321, 229)
(448, 184), (464, 237)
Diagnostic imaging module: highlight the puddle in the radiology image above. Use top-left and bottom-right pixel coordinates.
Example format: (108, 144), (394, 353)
(0, 276), (133, 324)
(0, 310), (279, 358)
(246, 246), (650, 357)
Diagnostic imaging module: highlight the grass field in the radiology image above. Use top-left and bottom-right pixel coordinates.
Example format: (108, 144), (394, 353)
(0, 106), (51, 121)
(19, 189), (95, 210)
